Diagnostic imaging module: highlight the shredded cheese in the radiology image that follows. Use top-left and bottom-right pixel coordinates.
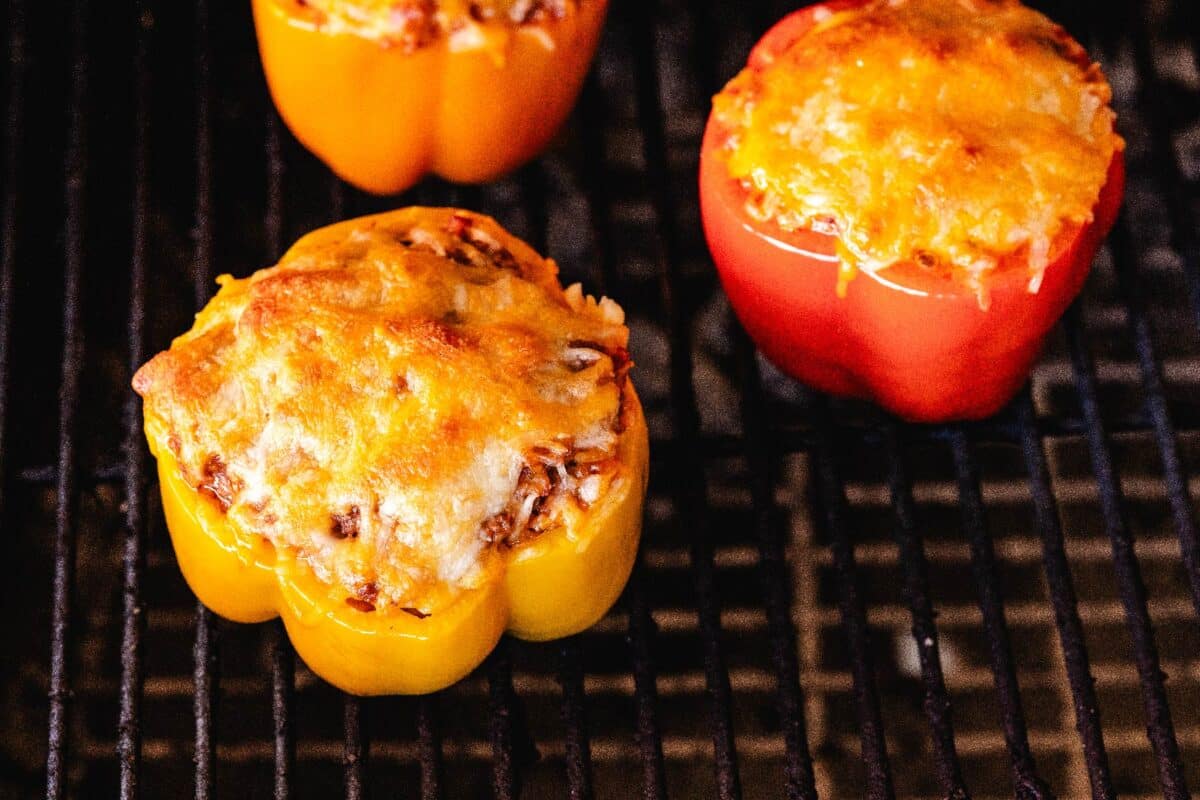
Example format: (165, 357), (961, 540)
(133, 209), (630, 613)
(293, 0), (576, 48)
(712, 0), (1122, 297)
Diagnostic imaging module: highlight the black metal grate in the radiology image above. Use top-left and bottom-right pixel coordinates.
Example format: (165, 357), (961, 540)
(2, 0), (1199, 797)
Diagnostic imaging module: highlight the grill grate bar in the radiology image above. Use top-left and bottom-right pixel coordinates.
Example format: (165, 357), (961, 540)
(1016, 392), (1116, 800)
(1064, 305), (1191, 800)
(1190, 2), (1200, 107)
(271, 624), (295, 800)
(881, 422), (969, 799)
(627, 0), (743, 795)
(734, 334), (818, 800)
(329, 173), (346, 221)
(118, 2), (153, 796)
(573, 77), (667, 799)
(0, 0), (24, 522)
(416, 695), (443, 800)
(488, 640), (520, 800)
(948, 428), (1050, 800)
(809, 395), (895, 800)
(627, 567), (669, 800)
(701, 6), (817, 780)
(518, 164), (549, 258)
(514, 160), (600, 800)
(191, 1), (219, 795)
(193, 608), (218, 800)
(558, 640), (596, 800)
(1123, 3), (1200, 335)
(1107, 219), (1200, 619)
(342, 697), (366, 799)
(46, 0), (90, 795)
(265, 114), (285, 261)
(264, 114), (296, 800)
(192, 0), (214, 308)
(575, 75), (615, 297)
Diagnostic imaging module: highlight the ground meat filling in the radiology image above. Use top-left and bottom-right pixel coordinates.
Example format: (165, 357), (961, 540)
(330, 506), (361, 539)
(502, 0), (568, 24)
(570, 339), (632, 432)
(381, 0), (439, 50)
(296, 0), (577, 51)
(481, 342), (630, 549)
(198, 454), (240, 512)
(480, 441), (621, 549)
(398, 213), (521, 276)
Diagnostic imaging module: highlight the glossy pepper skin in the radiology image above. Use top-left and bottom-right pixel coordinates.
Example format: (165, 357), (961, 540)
(253, 0), (608, 195)
(699, 1), (1125, 422)
(145, 394), (647, 696)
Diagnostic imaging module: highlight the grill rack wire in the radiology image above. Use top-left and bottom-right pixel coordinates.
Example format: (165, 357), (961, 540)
(2, 0), (1199, 798)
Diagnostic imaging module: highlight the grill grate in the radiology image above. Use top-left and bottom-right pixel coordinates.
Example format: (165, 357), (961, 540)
(1, 0), (1199, 798)
(45, 0), (89, 796)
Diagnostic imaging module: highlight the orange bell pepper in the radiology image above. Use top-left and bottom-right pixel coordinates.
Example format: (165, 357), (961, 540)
(252, 0), (608, 195)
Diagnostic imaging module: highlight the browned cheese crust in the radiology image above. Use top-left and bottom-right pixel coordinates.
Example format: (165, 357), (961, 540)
(134, 208), (632, 614)
(712, 0), (1122, 297)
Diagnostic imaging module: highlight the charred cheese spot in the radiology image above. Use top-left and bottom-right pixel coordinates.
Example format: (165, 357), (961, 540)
(292, 0), (576, 48)
(712, 0), (1123, 294)
(133, 208), (631, 614)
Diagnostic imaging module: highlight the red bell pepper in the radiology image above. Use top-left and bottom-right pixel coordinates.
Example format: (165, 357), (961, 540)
(699, 0), (1125, 422)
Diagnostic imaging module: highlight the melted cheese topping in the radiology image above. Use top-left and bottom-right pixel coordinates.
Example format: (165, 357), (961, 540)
(712, 0), (1122, 295)
(292, 0), (576, 48)
(134, 208), (631, 614)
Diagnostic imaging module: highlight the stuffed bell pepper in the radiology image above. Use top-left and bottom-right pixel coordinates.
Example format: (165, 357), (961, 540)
(254, 0), (608, 194)
(700, 0), (1125, 421)
(133, 208), (648, 695)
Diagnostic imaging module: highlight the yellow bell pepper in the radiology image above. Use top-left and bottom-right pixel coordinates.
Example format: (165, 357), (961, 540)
(252, 0), (609, 195)
(145, 391), (647, 696)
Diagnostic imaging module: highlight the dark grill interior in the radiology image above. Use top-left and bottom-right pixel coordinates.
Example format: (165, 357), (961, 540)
(2, 0), (1200, 797)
